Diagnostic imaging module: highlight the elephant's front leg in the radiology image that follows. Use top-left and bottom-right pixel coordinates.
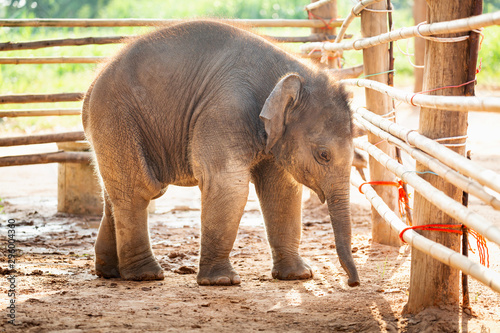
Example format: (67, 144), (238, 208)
(252, 160), (312, 280)
(197, 173), (249, 286)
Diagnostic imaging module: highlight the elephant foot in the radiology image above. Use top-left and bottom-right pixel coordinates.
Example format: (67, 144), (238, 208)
(272, 256), (313, 280)
(95, 252), (120, 279)
(119, 256), (164, 281)
(95, 259), (121, 279)
(197, 261), (241, 286)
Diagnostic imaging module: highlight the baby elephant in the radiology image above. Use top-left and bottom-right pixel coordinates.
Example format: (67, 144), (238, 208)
(82, 20), (360, 287)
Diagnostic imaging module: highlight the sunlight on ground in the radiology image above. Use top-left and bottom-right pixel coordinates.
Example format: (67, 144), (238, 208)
(302, 279), (327, 297)
(285, 288), (302, 307)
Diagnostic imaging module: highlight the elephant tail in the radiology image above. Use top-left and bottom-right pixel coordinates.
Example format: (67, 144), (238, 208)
(81, 78), (98, 144)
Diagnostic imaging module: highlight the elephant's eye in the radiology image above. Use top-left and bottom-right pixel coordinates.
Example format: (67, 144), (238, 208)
(318, 149), (331, 162)
(314, 146), (332, 165)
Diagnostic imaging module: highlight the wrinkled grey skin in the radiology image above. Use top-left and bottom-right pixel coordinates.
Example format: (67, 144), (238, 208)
(82, 21), (360, 287)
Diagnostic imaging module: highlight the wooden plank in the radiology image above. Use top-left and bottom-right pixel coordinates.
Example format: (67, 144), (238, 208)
(0, 36), (127, 51)
(0, 109), (81, 117)
(341, 79), (500, 112)
(268, 34), (350, 43)
(0, 57), (105, 64)
(0, 151), (92, 167)
(0, 93), (84, 104)
(301, 11), (500, 53)
(0, 18), (343, 28)
(0, 131), (85, 147)
(0, 34), (352, 53)
(330, 65), (364, 79)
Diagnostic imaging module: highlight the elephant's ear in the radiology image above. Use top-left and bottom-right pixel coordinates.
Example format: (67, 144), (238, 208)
(259, 74), (303, 153)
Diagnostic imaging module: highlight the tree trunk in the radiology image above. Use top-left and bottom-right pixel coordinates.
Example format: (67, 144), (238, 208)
(309, 0), (337, 35)
(405, 0), (480, 315)
(413, 0), (426, 92)
(361, 1), (400, 247)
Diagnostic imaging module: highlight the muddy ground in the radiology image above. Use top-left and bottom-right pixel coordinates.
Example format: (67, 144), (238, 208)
(1, 89), (500, 332)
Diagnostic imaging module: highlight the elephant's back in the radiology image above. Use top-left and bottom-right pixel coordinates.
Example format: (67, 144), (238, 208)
(83, 20), (309, 186)
(131, 20), (279, 60)
(93, 20), (303, 107)
(108, 20), (298, 88)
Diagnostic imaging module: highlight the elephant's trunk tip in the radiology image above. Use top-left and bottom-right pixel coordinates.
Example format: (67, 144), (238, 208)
(348, 277), (360, 287)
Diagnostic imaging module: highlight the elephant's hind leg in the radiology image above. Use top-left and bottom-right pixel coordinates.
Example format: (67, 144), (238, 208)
(252, 159), (312, 280)
(93, 147), (164, 281)
(95, 192), (120, 278)
(113, 198), (164, 281)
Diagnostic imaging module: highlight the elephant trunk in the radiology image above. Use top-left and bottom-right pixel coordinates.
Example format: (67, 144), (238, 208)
(327, 186), (360, 287)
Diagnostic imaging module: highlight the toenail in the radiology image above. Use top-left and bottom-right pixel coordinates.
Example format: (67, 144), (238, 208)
(216, 277), (231, 285)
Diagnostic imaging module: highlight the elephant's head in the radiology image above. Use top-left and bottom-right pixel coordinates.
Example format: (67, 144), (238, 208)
(260, 73), (360, 287)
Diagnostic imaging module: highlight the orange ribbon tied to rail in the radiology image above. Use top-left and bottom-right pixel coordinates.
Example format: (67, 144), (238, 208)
(358, 180), (489, 267)
(398, 224), (489, 268)
(358, 180), (410, 219)
(307, 10), (336, 30)
(468, 228), (489, 268)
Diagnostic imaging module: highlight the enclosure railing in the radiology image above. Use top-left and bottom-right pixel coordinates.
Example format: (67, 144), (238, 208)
(297, 0), (500, 312)
(0, 18), (343, 28)
(300, 11), (500, 53)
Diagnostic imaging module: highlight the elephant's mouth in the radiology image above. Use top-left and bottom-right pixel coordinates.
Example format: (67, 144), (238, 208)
(309, 184), (326, 204)
(303, 169), (326, 204)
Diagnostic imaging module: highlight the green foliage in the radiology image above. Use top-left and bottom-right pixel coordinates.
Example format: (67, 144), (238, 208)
(478, 25), (500, 84)
(1, 0), (309, 20)
(1, 0), (112, 19)
(483, 0), (500, 13)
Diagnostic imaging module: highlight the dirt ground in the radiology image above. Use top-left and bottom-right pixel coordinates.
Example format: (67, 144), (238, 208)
(1, 88), (500, 332)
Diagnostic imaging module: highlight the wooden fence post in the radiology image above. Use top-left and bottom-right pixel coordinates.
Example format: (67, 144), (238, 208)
(405, 0), (481, 314)
(361, 1), (400, 246)
(309, 0), (338, 68)
(309, 0), (337, 35)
